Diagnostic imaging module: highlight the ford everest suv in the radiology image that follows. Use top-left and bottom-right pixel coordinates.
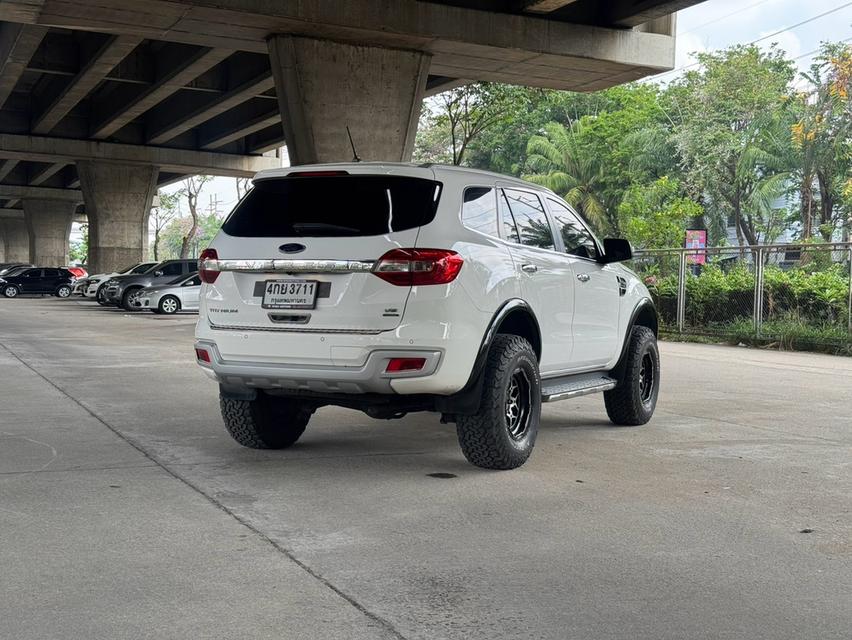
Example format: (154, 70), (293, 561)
(195, 164), (659, 470)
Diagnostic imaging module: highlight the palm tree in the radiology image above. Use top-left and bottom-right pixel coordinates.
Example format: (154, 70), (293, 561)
(523, 122), (616, 233)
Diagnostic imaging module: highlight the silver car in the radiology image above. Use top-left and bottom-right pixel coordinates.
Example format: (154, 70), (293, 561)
(131, 273), (201, 314)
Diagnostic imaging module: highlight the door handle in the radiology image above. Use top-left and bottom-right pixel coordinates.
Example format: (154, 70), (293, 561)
(521, 264), (538, 273)
(576, 273), (590, 282)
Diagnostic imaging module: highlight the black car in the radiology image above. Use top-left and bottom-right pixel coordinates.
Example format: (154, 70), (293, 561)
(0, 267), (76, 298)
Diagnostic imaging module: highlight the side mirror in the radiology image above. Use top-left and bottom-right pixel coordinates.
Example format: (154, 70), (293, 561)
(598, 238), (633, 264)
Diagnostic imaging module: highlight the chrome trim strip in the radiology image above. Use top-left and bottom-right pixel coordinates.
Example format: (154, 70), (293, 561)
(208, 321), (383, 335)
(201, 258), (375, 273)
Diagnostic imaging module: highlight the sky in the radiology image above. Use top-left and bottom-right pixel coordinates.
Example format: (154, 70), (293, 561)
(72, 0), (852, 247)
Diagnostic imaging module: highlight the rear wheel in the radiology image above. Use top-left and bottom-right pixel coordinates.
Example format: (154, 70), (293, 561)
(456, 334), (541, 470)
(121, 288), (141, 311)
(55, 285), (72, 298)
(604, 326), (660, 426)
(158, 295), (180, 315)
(220, 391), (313, 449)
(3, 285), (19, 298)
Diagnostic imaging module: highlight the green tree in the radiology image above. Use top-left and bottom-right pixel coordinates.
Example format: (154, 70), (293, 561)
(178, 175), (211, 259)
(150, 190), (179, 261)
(619, 177), (703, 250)
(69, 223), (88, 265)
(671, 45), (795, 247)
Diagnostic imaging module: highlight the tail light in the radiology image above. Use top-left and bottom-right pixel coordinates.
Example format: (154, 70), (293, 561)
(194, 347), (211, 363)
(385, 357), (426, 373)
(372, 249), (463, 286)
(199, 248), (219, 283)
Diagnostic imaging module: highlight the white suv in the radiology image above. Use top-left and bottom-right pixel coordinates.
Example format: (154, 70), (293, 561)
(195, 164), (659, 469)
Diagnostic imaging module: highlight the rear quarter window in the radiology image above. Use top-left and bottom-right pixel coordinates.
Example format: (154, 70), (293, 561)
(222, 175), (442, 238)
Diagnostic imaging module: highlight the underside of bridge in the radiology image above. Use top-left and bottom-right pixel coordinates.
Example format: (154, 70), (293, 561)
(0, 0), (704, 272)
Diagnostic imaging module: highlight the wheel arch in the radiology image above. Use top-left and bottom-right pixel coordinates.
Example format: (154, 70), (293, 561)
(610, 298), (658, 382)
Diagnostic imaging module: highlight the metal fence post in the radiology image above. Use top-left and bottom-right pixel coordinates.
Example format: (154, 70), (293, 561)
(848, 247), (852, 335)
(754, 248), (764, 336)
(677, 250), (686, 333)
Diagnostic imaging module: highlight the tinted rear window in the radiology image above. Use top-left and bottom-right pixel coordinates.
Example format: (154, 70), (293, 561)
(222, 175), (442, 238)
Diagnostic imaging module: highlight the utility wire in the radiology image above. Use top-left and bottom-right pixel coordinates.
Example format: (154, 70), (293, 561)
(680, 0), (777, 36)
(650, 1), (852, 81)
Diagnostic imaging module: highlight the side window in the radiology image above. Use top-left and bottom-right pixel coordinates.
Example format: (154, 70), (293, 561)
(44, 269), (60, 277)
(547, 198), (599, 260)
(502, 189), (555, 250)
(461, 187), (499, 238)
(24, 269), (41, 278)
(161, 263), (182, 276)
(186, 275), (201, 286)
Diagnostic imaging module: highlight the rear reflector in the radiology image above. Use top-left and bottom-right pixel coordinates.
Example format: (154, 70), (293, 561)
(199, 248), (219, 283)
(385, 357), (426, 373)
(372, 249), (463, 286)
(195, 347), (211, 363)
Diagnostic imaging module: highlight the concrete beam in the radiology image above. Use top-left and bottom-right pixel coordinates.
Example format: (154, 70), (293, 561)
(198, 100), (279, 150)
(0, 22), (48, 110)
(0, 134), (280, 177)
(0, 184), (82, 203)
(1, 0), (680, 89)
(147, 71), (274, 145)
(29, 162), (67, 186)
(605, 0), (698, 27)
(32, 34), (143, 135)
(268, 35), (429, 163)
(424, 76), (470, 98)
(0, 159), (19, 182)
(518, 1), (581, 13)
(91, 47), (233, 140)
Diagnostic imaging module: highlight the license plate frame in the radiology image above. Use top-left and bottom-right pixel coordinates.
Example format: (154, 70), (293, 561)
(261, 278), (319, 310)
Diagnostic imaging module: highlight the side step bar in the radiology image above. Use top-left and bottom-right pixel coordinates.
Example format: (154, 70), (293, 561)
(541, 372), (617, 403)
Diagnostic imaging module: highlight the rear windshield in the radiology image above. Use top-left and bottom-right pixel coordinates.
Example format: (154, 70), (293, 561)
(221, 175), (442, 238)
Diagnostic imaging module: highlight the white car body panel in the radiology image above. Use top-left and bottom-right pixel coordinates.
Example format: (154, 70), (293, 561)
(195, 163), (653, 396)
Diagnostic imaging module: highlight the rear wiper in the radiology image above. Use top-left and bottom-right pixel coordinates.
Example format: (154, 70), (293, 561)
(292, 222), (361, 235)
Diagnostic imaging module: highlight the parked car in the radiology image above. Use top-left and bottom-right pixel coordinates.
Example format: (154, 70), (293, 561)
(64, 266), (88, 279)
(0, 267), (76, 298)
(102, 259), (198, 310)
(130, 272), (201, 314)
(0, 263), (33, 276)
(74, 261), (158, 300)
(193, 164), (659, 470)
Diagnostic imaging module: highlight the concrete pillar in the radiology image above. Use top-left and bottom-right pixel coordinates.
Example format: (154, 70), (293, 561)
(0, 218), (29, 262)
(77, 161), (158, 274)
(267, 35), (431, 164)
(23, 199), (76, 266)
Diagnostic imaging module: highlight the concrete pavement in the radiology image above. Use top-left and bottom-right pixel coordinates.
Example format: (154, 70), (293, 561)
(1, 296), (850, 639)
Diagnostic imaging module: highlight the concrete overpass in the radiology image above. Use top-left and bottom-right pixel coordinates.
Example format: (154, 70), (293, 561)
(0, 0), (705, 272)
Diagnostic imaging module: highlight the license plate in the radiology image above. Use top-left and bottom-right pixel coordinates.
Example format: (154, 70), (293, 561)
(261, 279), (318, 309)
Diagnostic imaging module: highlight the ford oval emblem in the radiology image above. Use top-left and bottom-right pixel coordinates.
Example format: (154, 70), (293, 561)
(279, 243), (306, 254)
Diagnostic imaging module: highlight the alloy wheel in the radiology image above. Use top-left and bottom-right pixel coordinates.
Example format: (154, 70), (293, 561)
(505, 367), (532, 440)
(638, 352), (656, 404)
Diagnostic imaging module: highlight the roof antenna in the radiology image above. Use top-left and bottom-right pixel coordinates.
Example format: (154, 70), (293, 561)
(346, 125), (361, 163)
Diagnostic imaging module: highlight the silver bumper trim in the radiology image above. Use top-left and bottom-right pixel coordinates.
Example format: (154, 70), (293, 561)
(201, 258), (375, 273)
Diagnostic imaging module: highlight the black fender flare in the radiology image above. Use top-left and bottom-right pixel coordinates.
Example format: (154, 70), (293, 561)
(609, 298), (658, 383)
(436, 298), (541, 415)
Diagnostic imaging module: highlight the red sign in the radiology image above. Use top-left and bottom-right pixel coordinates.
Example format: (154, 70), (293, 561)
(685, 229), (707, 265)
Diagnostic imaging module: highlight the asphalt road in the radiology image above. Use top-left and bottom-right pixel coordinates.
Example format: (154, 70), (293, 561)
(1, 296), (850, 640)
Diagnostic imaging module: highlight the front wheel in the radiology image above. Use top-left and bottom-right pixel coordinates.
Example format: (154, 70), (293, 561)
(220, 391), (313, 449)
(121, 288), (140, 311)
(456, 334), (541, 470)
(55, 285), (72, 298)
(3, 285), (19, 298)
(604, 326), (660, 426)
(96, 285), (109, 305)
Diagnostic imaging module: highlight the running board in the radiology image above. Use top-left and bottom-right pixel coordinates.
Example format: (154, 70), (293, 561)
(541, 373), (617, 403)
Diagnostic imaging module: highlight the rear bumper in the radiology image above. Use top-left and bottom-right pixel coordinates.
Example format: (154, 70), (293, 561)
(195, 339), (443, 394)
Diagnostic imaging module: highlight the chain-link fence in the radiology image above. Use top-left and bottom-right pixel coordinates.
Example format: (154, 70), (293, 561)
(631, 243), (852, 354)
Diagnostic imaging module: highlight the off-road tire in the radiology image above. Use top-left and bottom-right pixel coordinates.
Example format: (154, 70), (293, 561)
(220, 392), (313, 449)
(121, 288), (141, 311)
(604, 326), (659, 426)
(456, 334), (541, 470)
